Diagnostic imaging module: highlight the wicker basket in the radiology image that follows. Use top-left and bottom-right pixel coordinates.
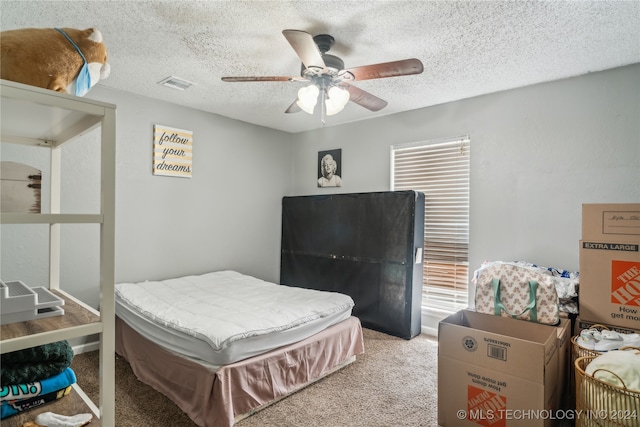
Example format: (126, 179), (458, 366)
(574, 348), (640, 427)
(570, 324), (611, 403)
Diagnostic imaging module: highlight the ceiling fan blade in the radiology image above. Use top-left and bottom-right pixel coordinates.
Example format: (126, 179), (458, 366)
(221, 76), (304, 82)
(282, 29), (326, 70)
(345, 58), (424, 81)
(346, 85), (388, 112)
(285, 100), (301, 114)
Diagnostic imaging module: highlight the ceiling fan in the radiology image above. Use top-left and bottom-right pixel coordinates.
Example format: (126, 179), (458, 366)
(221, 30), (424, 122)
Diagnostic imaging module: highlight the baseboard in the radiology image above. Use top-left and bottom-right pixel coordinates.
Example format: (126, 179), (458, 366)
(421, 325), (438, 338)
(72, 340), (100, 355)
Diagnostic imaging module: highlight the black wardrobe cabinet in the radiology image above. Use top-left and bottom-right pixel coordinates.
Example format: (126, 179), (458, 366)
(280, 191), (425, 339)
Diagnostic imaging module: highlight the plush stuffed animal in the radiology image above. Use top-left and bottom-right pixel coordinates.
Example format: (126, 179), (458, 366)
(1, 27), (110, 96)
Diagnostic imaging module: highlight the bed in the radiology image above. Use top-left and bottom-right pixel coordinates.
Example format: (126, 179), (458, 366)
(114, 270), (365, 427)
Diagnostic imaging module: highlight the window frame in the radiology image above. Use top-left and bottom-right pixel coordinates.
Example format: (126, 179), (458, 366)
(391, 135), (471, 334)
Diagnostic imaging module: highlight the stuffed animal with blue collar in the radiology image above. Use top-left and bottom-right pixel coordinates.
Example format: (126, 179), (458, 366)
(0, 27), (110, 96)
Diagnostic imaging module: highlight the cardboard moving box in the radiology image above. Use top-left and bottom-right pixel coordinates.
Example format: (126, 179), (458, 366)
(438, 310), (565, 427)
(582, 203), (640, 244)
(579, 238), (640, 330)
(579, 203), (640, 331)
(555, 317), (570, 404)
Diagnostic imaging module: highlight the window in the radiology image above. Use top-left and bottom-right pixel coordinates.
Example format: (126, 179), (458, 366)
(391, 136), (470, 332)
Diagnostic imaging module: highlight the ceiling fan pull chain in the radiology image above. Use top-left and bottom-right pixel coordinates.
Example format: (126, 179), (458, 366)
(320, 87), (327, 127)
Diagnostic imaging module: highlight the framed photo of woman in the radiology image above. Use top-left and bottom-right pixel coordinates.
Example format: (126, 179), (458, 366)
(317, 149), (342, 187)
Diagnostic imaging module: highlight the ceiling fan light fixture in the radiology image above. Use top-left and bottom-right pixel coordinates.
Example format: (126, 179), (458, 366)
(325, 86), (350, 115)
(296, 84), (319, 114)
(325, 102), (344, 116)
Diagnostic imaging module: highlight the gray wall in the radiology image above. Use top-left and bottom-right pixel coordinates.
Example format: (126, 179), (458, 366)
(290, 64), (640, 281)
(2, 64), (638, 313)
(1, 88), (294, 307)
(91, 88), (293, 288)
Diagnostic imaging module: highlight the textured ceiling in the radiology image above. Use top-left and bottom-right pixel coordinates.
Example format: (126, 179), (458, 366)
(1, 1), (639, 133)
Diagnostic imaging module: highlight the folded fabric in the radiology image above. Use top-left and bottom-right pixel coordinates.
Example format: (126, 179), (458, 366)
(1, 385), (71, 419)
(0, 367), (76, 403)
(585, 348), (640, 391)
(1, 341), (74, 385)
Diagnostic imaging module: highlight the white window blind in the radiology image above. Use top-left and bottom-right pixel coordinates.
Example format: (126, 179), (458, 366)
(391, 136), (470, 316)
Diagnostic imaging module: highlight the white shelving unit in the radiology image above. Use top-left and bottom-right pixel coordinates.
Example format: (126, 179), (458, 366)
(0, 79), (116, 426)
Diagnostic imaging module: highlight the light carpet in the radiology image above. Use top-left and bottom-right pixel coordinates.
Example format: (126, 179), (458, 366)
(71, 328), (439, 426)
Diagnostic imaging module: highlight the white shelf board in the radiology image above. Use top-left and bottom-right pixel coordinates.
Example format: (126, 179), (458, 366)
(0, 79), (115, 147)
(1, 323), (104, 353)
(0, 213), (103, 224)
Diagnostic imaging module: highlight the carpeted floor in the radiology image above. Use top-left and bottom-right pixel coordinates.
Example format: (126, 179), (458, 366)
(71, 328), (440, 426)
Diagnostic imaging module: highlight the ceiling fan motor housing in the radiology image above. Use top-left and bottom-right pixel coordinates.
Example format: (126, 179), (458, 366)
(301, 53), (345, 76)
(322, 54), (344, 72)
(300, 34), (345, 78)
(313, 34), (335, 53)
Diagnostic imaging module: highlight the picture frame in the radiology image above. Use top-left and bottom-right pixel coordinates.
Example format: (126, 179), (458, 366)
(153, 124), (193, 178)
(317, 149), (342, 187)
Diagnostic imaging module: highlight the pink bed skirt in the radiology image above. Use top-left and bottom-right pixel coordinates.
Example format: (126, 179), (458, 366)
(115, 316), (364, 427)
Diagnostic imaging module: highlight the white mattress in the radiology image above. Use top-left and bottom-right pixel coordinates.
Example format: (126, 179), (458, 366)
(115, 270), (354, 367)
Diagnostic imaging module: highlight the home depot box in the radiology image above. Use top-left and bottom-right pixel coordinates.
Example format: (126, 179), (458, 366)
(438, 310), (563, 427)
(555, 318), (571, 403)
(579, 239), (640, 330)
(582, 203), (640, 244)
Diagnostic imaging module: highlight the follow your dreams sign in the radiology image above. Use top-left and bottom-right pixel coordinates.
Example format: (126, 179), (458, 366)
(153, 124), (193, 178)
